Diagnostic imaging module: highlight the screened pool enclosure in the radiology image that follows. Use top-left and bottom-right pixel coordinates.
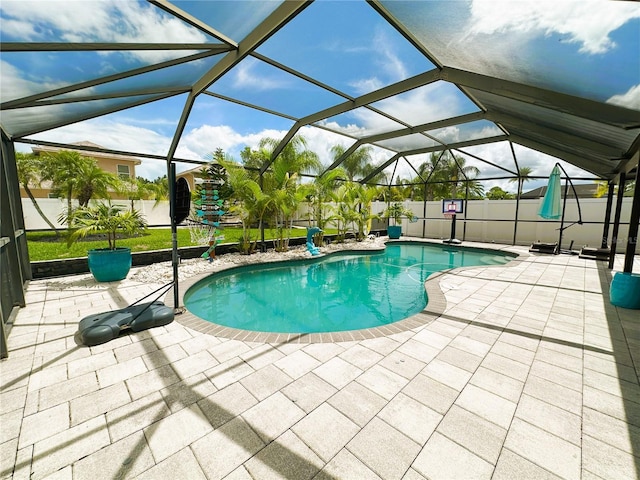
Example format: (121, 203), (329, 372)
(1, 1), (639, 356)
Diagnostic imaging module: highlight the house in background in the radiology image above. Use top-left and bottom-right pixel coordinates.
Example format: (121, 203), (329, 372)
(176, 164), (207, 193)
(521, 183), (599, 199)
(20, 141), (141, 199)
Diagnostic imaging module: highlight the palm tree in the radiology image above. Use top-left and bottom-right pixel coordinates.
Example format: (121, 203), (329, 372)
(361, 162), (388, 187)
(220, 159), (271, 254)
(63, 202), (147, 250)
(330, 183), (359, 242)
(75, 162), (120, 207)
(329, 144), (373, 181)
(120, 177), (157, 211)
(39, 150), (88, 227)
(15, 152), (60, 236)
(352, 183), (381, 240)
(509, 166), (533, 197)
(259, 136), (321, 251)
(418, 151), (479, 200)
(39, 150), (119, 228)
(149, 176), (169, 204)
(418, 153), (450, 200)
(446, 154), (480, 199)
(306, 167), (347, 245)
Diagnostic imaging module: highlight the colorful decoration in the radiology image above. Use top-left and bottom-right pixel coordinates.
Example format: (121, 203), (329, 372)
(199, 183), (225, 262)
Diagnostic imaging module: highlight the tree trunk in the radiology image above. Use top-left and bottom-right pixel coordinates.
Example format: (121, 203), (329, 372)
(66, 186), (73, 229)
(23, 185), (60, 237)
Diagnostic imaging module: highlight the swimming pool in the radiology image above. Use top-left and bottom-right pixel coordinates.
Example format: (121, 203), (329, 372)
(183, 242), (514, 334)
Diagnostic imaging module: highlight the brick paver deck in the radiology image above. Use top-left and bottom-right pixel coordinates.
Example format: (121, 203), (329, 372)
(1, 240), (639, 479)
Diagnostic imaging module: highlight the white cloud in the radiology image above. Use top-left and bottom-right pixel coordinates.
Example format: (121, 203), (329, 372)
(232, 59), (290, 91)
(373, 27), (409, 83)
(372, 82), (467, 126)
(298, 126), (355, 167)
(466, 0), (640, 55)
(0, 60), (70, 101)
(607, 84), (640, 110)
(25, 118), (172, 179)
(349, 78), (384, 95)
(430, 126), (460, 144)
(0, 0), (207, 63)
(179, 124), (247, 160)
(348, 26), (409, 96)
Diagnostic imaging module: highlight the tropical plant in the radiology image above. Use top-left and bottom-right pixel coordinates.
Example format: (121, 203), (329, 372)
(120, 176), (157, 210)
(15, 152), (60, 236)
(329, 144), (374, 181)
(327, 182), (381, 242)
(330, 183), (360, 242)
(75, 162), (120, 207)
(258, 135), (320, 252)
(486, 186), (515, 200)
(447, 154), (480, 199)
(305, 167), (347, 246)
(384, 202), (414, 225)
(63, 202), (147, 250)
(149, 175), (170, 203)
(415, 151), (481, 200)
(39, 150), (119, 229)
(220, 159), (271, 254)
(352, 184), (381, 241)
(509, 166), (533, 197)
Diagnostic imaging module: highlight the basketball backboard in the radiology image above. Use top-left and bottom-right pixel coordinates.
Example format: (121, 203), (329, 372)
(442, 199), (464, 215)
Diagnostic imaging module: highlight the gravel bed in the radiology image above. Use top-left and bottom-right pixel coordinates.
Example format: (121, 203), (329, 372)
(129, 236), (388, 284)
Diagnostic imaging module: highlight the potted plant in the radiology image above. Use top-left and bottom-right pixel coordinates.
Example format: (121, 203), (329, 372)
(65, 202), (147, 282)
(384, 202), (413, 239)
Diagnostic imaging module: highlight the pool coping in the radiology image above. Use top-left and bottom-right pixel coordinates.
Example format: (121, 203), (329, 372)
(165, 238), (528, 344)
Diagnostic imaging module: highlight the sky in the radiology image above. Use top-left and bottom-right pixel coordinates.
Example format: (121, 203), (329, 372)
(1, 0), (638, 193)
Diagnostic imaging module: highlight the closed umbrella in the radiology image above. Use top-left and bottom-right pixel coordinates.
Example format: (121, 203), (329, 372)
(538, 164), (562, 219)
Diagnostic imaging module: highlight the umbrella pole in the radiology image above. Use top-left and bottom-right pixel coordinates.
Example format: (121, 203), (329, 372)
(557, 178), (569, 254)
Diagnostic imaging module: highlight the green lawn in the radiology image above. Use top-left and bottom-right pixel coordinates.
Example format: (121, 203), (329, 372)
(26, 227), (336, 261)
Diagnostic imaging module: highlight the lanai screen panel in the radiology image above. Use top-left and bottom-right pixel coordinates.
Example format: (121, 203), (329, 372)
(369, 81), (481, 127)
(1, 94), (172, 139)
(206, 57), (348, 119)
(374, 134), (441, 152)
(380, 0), (640, 104)
(469, 88), (639, 159)
(316, 108), (406, 139)
(256, 0), (436, 97)
(170, 1), (284, 42)
(425, 120), (502, 145)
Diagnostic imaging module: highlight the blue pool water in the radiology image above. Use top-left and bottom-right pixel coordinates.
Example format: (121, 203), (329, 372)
(184, 242), (514, 333)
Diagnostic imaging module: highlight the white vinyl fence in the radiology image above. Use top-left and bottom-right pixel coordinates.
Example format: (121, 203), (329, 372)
(22, 198), (172, 230)
(297, 198), (635, 253)
(23, 197), (635, 252)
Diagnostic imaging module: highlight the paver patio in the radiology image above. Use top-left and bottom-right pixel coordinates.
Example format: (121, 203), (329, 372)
(1, 240), (639, 479)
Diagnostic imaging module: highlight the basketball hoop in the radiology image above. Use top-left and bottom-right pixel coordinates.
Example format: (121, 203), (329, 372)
(444, 202), (457, 219)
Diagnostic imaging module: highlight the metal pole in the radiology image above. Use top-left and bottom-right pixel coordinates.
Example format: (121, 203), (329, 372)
(601, 182), (615, 249)
(557, 178), (569, 253)
(169, 163), (179, 309)
(513, 177), (521, 245)
(608, 173), (626, 269)
(462, 182), (469, 241)
(422, 183), (427, 238)
(623, 166), (640, 273)
(259, 173), (266, 252)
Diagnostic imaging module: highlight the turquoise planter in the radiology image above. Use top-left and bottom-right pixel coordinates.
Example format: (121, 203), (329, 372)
(388, 225), (402, 239)
(87, 247), (132, 282)
(610, 272), (640, 310)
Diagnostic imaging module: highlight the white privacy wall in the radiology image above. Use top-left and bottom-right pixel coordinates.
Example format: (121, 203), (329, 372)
(23, 197), (634, 252)
(22, 199), (172, 229)
(400, 198), (633, 252)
